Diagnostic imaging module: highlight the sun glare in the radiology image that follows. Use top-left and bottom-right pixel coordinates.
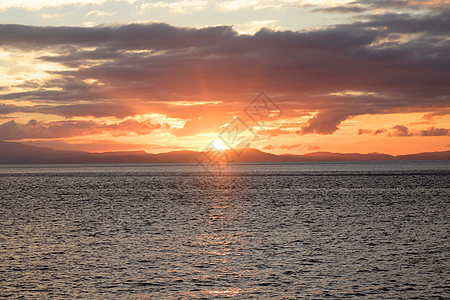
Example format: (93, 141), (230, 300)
(212, 140), (226, 151)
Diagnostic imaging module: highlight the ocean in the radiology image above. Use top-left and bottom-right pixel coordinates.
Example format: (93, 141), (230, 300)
(1, 161), (449, 299)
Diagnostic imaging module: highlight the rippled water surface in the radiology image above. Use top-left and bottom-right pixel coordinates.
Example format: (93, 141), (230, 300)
(1, 161), (449, 299)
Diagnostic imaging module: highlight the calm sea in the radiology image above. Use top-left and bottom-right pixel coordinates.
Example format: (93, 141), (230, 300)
(1, 161), (449, 299)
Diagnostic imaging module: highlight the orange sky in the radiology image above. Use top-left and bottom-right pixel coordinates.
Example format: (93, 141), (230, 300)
(0, 1), (449, 155)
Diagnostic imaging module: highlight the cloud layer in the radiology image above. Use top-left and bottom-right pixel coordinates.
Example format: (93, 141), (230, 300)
(0, 119), (169, 140)
(0, 7), (449, 138)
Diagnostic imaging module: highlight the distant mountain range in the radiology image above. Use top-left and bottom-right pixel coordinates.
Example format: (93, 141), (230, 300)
(0, 140), (449, 164)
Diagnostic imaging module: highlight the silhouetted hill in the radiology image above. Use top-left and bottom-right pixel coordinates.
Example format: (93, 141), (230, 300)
(0, 141), (159, 164)
(285, 151), (395, 161)
(396, 151), (450, 161)
(153, 150), (198, 163)
(0, 140), (449, 164)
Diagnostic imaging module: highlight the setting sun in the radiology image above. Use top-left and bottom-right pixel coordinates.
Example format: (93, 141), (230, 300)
(212, 140), (227, 151)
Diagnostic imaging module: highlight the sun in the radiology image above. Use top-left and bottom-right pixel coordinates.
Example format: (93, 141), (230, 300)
(212, 140), (226, 151)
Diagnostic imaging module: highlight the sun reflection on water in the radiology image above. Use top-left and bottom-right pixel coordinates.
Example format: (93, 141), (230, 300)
(182, 174), (250, 298)
(203, 287), (242, 297)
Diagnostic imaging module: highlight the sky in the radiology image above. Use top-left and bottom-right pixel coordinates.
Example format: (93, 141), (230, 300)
(0, 0), (449, 155)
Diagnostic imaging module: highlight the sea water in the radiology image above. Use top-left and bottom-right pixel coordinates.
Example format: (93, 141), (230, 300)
(1, 161), (449, 298)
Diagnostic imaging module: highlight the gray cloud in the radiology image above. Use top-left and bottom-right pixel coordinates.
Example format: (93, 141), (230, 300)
(373, 129), (387, 135)
(420, 126), (449, 136)
(0, 23), (237, 50)
(0, 103), (23, 115)
(300, 111), (351, 135)
(313, 0), (450, 14)
(390, 125), (413, 137)
(358, 129), (372, 135)
(358, 128), (387, 135)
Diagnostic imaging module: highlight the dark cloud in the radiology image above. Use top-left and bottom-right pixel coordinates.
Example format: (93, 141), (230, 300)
(361, 10), (450, 35)
(0, 102), (139, 118)
(423, 109), (450, 120)
(34, 103), (141, 118)
(300, 111), (350, 135)
(0, 23), (237, 50)
(358, 128), (387, 135)
(0, 9), (449, 135)
(313, 0), (450, 14)
(373, 129), (387, 135)
(358, 129), (372, 135)
(0, 119), (169, 140)
(420, 126), (449, 136)
(390, 125), (413, 136)
(0, 103), (23, 115)
(313, 6), (366, 13)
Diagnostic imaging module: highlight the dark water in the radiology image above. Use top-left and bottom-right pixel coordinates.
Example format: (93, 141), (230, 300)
(1, 161), (449, 299)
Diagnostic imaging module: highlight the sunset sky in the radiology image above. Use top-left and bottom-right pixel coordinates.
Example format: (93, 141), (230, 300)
(0, 0), (449, 155)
